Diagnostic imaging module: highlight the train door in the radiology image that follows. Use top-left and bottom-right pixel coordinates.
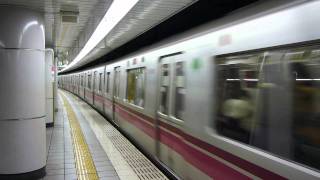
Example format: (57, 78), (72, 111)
(102, 67), (106, 112)
(156, 53), (186, 175)
(78, 75), (80, 95)
(84, 73), (86, 99)
(112, 66), (121, 125)
(93, 71), (97, 105)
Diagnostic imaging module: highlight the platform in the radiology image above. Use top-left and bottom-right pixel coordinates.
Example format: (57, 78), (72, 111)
(43, 90), (168, 180)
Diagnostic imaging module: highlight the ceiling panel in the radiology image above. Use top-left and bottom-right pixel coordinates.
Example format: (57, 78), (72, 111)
(68, 0), (197, 70)
(0, 0), (197, 70)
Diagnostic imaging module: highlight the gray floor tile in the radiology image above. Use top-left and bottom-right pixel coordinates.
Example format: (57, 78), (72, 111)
(99, 176), (120, 180)
(96, 165), (115, 172)
(46, 168), (65, 175)
(46, 163), (64, 170)
(43, 175), (64, 180)
(47, 159), (64, 164)
(93, 161), (111, 167)
(64, 173), (77, 180)
(98, 170), (119, 178)
(64, 163), (75, 169)
(64, 159), (75, 164)
(64, 168), (77, 174)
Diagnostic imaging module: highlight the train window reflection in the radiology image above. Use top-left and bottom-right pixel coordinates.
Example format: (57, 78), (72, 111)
(160, 64), (170, 114)
(126, 68), (145, 107)
(215, 46), (320, 171)
(88, 74), (92, 89)
(99, 73), (102, 92)
(114, 67), (121, 98)
(286, 48), (320, 170)
(173, 61), (186, 120)
(215, 54), (261, 143)
(93, 72), (97, 91)
(106, 72), (110, 93)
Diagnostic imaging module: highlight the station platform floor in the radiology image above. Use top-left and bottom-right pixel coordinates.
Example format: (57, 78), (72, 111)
(43, 90), (168, 180)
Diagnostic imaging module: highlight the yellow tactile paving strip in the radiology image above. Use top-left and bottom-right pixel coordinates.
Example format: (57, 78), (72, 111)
(61, 94), (99, 180)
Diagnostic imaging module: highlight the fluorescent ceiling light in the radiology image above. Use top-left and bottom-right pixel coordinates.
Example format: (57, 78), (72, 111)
(60, 0), (139, 72)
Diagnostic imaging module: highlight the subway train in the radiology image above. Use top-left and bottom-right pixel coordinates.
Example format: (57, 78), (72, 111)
(59, 1), (320, 179)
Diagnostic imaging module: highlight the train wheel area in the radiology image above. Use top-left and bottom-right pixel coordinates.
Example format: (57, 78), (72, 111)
(43, 90), (168, 180)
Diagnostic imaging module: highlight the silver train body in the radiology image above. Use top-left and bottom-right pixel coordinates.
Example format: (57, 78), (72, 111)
(59, 1), (320, 179)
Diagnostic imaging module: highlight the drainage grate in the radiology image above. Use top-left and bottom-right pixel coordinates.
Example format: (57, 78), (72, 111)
(105, 125), (168, 180)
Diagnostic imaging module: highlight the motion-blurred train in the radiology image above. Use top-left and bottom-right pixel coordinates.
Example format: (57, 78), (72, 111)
(59, 1), (320, 179)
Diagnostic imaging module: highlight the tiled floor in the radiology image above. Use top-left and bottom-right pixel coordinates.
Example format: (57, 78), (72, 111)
(43, 93), (119, 180)
(43, 90), (167, 180)
(44, 94), (77, 180)
(60, 90), (168, 180)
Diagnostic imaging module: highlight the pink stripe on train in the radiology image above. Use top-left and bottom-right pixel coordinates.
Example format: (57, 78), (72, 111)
(115, 104), (249, 179)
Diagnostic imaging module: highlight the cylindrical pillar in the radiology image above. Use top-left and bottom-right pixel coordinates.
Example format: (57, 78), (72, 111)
(0, 6), (46, 179)
(45, 49), (55, 127)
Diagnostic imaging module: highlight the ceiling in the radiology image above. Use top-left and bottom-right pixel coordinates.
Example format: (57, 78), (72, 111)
(0, 0), (197, 71)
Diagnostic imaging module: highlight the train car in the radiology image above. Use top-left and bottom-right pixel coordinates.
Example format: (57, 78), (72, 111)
(58, 1), (320, 179)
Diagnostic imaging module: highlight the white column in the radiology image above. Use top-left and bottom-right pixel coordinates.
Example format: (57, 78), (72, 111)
(0, 6), (46, 179)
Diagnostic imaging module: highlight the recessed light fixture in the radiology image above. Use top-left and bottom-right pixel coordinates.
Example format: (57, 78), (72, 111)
(60, 0), (139, 72)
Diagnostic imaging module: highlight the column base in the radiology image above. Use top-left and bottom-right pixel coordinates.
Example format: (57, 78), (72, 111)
(0, 166), (46, 180)
(46, 122), (54, 127)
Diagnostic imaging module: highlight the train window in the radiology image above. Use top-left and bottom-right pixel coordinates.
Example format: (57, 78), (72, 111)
(94, 72), (97, 91)
(214, 46), (320, 171)
(126, 68), (145, 107)
(84, 74), (87, 87)
(81, 75), (83, 86)
(114, 67), (121, 98)
(173, 62), (186, 120)
(106, 72), (110, 93)
(285, 47), (320, 170)
(88, 74), (92, 89)
(160, 64), (170, 114)
(99, 73), (102, 92)
(215, 53), (261, 144)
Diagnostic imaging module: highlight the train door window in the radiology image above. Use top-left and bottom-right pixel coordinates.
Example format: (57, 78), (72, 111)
(81, 75), (83, 86)
(99, 73), (103, 92)
(93, 72), (97, 91)
(114, 67), (121, 98)
(214, 53), (262, 144)
(88, 74), (92, 89)
(284, 46), (320, 170)
(126, 68), (146, 107)
(106, 72), (110, 93)
(214, 46), (320, 171)
(173, 61), (186, 120)
(84, 74), (87, 87)
(160, 64), (170, 115)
